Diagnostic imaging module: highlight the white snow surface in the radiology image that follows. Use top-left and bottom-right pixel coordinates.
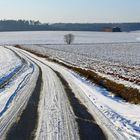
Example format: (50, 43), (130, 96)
(0, 46), (22, 79)
(0, 31), (140, 44)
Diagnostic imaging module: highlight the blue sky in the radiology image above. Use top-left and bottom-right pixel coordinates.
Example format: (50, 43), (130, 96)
(0, 0), (140, 23)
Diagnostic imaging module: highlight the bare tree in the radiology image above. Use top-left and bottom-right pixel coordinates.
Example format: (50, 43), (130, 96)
(64, 34), (74, 45)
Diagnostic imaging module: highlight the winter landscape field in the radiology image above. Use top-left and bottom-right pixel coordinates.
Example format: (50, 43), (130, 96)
(0, 31), (140, 140)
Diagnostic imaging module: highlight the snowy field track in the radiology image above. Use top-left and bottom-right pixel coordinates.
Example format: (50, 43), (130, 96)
(3, 46), (138, 140)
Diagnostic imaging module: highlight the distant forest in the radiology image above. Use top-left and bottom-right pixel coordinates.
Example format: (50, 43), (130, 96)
(0, 20), (140, 32)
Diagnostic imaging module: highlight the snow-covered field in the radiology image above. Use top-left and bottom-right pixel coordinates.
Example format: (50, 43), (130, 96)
(1, 31), (137, 86)
(0, 31), (140, 44)
(0, 31), (140, 139)
(22, 42), (140, 88)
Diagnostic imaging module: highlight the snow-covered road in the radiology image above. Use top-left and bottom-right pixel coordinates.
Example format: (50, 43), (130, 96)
(14, 48), (106, 140)
(0, 46), (140, 140)
(11, 47), (125, 140)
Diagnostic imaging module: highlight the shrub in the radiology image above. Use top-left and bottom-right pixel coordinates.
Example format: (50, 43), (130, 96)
(64, 34), (74, 45)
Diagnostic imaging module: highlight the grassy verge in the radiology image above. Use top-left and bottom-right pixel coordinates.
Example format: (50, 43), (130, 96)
(14, 45), (140, 104)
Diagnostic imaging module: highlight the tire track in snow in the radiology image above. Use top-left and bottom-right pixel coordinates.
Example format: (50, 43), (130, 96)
(0, 63), (34, 118)
(6, 67), (42, 140)
(0, 49), (35, 118)
(54, 71), (106, 140)
(0, 49), (25, 89)
(13, 49), (80, 140)
(4, 48), (43, 140)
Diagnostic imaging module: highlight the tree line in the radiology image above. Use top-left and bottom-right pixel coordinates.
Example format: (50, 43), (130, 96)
(0, 19), (140, 32)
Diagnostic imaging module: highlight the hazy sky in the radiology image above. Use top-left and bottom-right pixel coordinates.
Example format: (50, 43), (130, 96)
(0, 0), (140, 23)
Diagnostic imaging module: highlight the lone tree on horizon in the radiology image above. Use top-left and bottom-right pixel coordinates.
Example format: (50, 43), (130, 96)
(64, 34), (74, 45)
